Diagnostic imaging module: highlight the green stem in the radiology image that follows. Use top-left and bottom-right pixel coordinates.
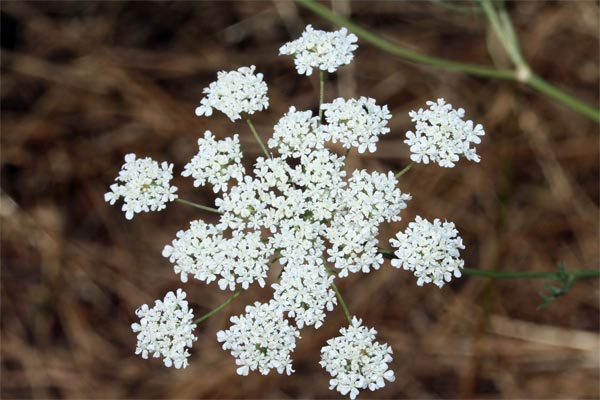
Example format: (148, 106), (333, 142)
(479, 0), (526, 68)
(378, 248), (600, 280)
(322, 261), (353, 323)
(246, 118), (270, 158)
(319, 70), (325, 124)
(395, 161), (414, 179)
(193, 289), (244, 324)
(296, 0), (600, 123)
(527, 73), (600, 123)
(176, 198), (220, 214)
(331, 280), (352, 324)
(478, 0), (599, 122)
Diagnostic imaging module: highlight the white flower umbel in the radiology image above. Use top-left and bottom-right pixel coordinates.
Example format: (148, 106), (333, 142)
(321, 97), (391, 153)
(217, 301), (300, 376)
(279, 24), (358, 76)
(389, 216), (465, 287)
(272, 259), (336, 329)
(162, 220), (273, 290)
(344, 170), (411, 224)
(104, 153), (178, 220)
(404, 98), (485, 168)
(182, 130), (245, 193)
(325, 212), (382, 278)
(195, 65), (269, 122)
(131, 289), (197, 369)
(326, 170), (411, 277)
(268, 106), (327, 158)
(320, 317), (395, 400)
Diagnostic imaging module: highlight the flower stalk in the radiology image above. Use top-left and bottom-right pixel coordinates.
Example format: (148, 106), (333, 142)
(246, 118), (270, 158)
(194, 290), (244, 324)
(175, 198), (220, 214)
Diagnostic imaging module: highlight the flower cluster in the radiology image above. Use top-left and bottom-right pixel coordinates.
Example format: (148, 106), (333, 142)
(320, 317), (395, 400)
(321, 97), (392, 153)
(162, 220), (273, 290)
(182, 130), (244, 193)
(404, 98), (485, 168)
(104, 154), (178, 220)
(217, 301), (300, 376)
(195, 65), (269, 121)
(327, 170), (411, 277)
(390, 216), (465, 287)
(268, 106), (326, 158)
(272, 259), (337, 329)
(131, 289), (197, 369)
(110, 22), (485, 399)
(279, 24), (358, 76)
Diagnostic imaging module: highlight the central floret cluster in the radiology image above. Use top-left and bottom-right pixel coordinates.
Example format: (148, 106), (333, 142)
(164, 107), (410, 284)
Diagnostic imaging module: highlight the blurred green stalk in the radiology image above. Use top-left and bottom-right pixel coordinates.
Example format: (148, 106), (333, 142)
(296, 0), (600, 123)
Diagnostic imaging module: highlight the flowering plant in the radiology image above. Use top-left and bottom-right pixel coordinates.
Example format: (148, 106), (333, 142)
(106, 24), (485, 399)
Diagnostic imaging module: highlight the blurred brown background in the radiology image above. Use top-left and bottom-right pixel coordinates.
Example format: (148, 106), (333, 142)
(1, 1), (599, 399)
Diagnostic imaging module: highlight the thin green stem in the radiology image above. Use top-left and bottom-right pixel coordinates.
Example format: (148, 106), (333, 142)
(176, 198), (220, 214)
(528, 73), (600, 123)
(322, 261), (353, 323)
(331, 281), (352, 324)
(319, 70), (325, 124)
(296, 0), (600, 122)
(246, 118), (269, 158)
(478, 0), (599, 122)
(395, 161), (414, 179)
(479, 0), (526, 68)
(193, 290), (244, 324)
(378, 248), (600, 280)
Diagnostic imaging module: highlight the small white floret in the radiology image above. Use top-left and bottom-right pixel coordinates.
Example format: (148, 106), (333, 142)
(131, 289), (197, 369)
(320, 317), (395, 399)
(389, 216), (465, 287)
(404, 98), (485, 168)
(321, 97), (391, 154)
(195, 65), (269, 122)
(272, 258), (336, 329)
(217, 301), (300, 376)
(268, 106), (327, 158)
(279, 25), (358, 76)
(182, 130), (245, 193)
(104, 153), (177, 220)
(163, 220), (272, 290)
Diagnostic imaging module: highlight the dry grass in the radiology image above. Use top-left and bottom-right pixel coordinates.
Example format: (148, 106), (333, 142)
(1, 1), (598, 399)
